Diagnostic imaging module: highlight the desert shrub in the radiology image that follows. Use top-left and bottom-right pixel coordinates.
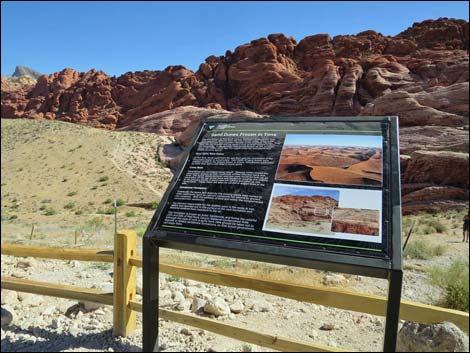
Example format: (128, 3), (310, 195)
(418, 218), (449, 234)
(425, 219), (448, 234)
(10, 203), (19, 209)
(168, 275), (181, 282)
(98, 207), (115, 215)
(150, 201), (159, 209)
(417, 225), (435, 235)
(64, 202), (76, 210)
(116, 198), (125, 206)
(74, 209), (84, 215)
(85, 217), (105, 230)
(432, 244), (446, 257)
(429, 260), (469, 312)
(43, 207), (57, 216)
(67, 191), (77, 197)
(99, 176), (109, 182)
(125, 211), (136, 217)
(41, 199), (51, 204)
(89, 262), (112, 270)
(404, 240), (445, 260)
(90, 186), (98, 190)
(136, 227), (146, 237)
(9, 215), (18, 220)
(39, 205), (46, 211)
(104, 198), (113, 204)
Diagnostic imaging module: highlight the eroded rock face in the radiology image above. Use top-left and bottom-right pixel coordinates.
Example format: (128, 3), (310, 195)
(3, 18), (468, 130)
(1, 18), (469, 214)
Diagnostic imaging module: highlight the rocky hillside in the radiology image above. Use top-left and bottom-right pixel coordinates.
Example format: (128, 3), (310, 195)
(12, 66), (42, 79)
(1, 66), (42, 94)
(2, 18), (468, 127)
(1, 18), (468, 214)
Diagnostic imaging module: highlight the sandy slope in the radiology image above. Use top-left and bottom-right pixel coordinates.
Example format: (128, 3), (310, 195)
(1, 119), (172, 247)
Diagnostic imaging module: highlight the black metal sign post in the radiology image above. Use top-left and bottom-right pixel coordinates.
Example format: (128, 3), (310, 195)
(143, 116), (403, 352)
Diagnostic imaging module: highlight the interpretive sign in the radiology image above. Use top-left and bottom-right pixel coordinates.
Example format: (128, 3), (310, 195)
(146, 117), (402, 273)
(143, 116), (403, 352)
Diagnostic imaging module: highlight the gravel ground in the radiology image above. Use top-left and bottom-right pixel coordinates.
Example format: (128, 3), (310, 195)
(1, 227), (469, 352)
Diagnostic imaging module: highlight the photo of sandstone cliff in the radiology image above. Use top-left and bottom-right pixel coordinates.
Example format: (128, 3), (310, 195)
(331, 208), (380, 236)
(276, 134), (383, 186)
(264, 186), (339, 236)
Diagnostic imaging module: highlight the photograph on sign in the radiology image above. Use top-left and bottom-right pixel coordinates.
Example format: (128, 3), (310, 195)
(263, 184), (382, 243)
(275, 134), (383, 186)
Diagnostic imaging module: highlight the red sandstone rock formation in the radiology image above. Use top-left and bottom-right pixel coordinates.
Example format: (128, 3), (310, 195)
(267, 195), (339, 224)
(1, 18), (469, 214)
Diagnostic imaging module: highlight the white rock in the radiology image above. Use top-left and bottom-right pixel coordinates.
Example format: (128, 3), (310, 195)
(51, 318), (62, 329)
(322, 274), (347, 286)
(41, 306), (56, 316)
(82, 301), (104, 311)
(94, 309), (106, 316)
(229, 300), (244, 314)
(168, 282), (186, 292)
(397, 321), (469, 352)
(70, 260), (80, 268)
(91, 283), (114, 293)
(183, 286), (200, 298)
(175, 300), (191, 312)
(242, 343), (253, 352)
(204, 298), (231, 317)
(246, 299), (272, 313)
(69, 322), (80, 337)
(20, 294), (43, 307)
(16, 259), (36, 269)
(160, 289), (172, 298)
(1, 290), (18, 305)
(184, 279), (200, 287)
(191, 297), (206, 313)
(172, 291), (185, 304)
(180, 327), (192, 336)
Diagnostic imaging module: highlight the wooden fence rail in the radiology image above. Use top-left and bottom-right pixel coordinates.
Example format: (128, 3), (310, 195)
(1, 230), (469, 352)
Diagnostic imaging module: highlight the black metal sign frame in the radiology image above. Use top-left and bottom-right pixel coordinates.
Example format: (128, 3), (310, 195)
(143, 116), (403, 352)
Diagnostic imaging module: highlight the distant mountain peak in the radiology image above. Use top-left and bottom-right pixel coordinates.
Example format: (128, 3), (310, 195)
(12, 66), (42, 79)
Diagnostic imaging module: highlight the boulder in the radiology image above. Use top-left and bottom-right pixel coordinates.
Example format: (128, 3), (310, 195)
(1, 307), (13, 327)
(229, 300), (244, 314)
(203, 298), (231, 317)
(397, 321), (469, 352)
(190, 297), (206, 313)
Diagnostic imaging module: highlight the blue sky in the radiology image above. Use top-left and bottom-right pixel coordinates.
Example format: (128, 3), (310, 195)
(272, 184), (339, 200)
(283, 134), (382, 148)
(2, 1), (468, 76)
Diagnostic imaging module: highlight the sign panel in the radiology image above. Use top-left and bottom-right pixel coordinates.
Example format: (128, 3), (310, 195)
(147, 117), (401, 271)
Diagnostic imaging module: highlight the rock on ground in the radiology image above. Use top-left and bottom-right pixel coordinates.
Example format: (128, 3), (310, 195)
(397, 321), (470, 352)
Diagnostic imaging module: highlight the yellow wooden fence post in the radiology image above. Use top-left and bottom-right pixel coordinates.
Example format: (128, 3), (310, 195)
(113, 229), (137, 336)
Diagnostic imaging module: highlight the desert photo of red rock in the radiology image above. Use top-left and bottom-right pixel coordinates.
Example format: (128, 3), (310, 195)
(331, 208), (380, 236)
(276, 134), (383, 186)
(264, 184), (382, 238)
(264, 185), (340, 236)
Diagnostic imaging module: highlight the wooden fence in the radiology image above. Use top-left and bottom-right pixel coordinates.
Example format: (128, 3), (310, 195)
(1, 230), (469, 352)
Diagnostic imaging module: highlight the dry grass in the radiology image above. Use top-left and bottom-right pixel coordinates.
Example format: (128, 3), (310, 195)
(159, 250), (342, 288)
(1, 118), (172, 247)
